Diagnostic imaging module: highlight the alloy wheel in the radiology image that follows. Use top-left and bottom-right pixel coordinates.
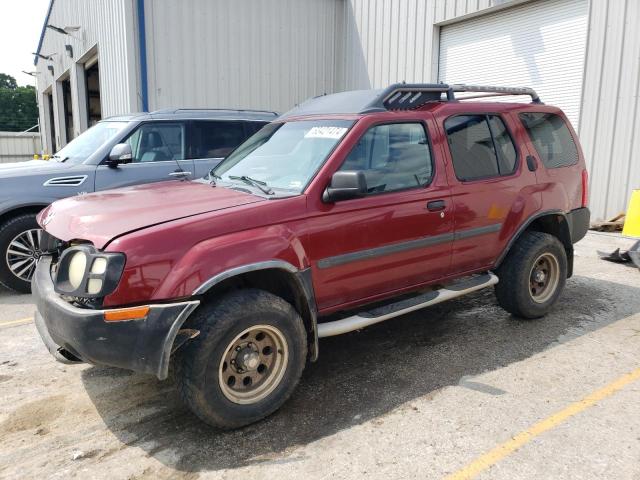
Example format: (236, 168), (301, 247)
(6, 228), (43, 282)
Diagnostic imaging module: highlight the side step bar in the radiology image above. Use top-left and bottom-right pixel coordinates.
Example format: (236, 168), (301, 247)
(317, 273), (498, 338)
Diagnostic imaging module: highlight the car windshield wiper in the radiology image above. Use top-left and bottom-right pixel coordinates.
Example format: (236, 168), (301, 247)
(50, 154), (69, 163)
(228, 175), (274, 195)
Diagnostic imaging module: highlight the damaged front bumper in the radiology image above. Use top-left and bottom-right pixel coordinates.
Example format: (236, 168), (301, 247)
(33, 256), (199, 379)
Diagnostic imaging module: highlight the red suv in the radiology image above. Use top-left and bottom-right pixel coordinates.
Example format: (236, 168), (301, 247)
(33, 84), (590, 428)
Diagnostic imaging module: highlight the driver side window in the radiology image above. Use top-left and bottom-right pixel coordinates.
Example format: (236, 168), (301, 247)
(125, 122), (185, 163)
(338, 122), (433, 194)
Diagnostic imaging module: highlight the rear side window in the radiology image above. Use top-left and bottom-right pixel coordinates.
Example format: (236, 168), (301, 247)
(445, 114), (517, 181)
(189, 120), (246, 159)
(519, 112), (578, 168)
(339, 122), (433, 194)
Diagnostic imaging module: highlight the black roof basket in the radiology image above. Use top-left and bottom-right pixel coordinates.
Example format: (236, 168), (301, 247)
(360, 83), (541, 113)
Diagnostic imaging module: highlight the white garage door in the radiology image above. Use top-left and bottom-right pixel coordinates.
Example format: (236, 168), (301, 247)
(438, 0), (588, 129)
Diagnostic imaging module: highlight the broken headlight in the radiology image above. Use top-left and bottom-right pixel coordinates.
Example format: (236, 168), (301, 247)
(54, 245), (125, 298)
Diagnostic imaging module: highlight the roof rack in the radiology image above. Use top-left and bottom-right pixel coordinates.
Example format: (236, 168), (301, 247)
(450, 84), (541, 103)
(360, 83), (541, 113)
(151, 108), (279, 116)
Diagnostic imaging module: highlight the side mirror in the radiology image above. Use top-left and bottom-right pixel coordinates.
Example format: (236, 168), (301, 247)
(106, 143), (133, 168)
(323, 171), (367, 203)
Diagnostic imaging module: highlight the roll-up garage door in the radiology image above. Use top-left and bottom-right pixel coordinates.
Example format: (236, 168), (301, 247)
(438, 0), (588, 129)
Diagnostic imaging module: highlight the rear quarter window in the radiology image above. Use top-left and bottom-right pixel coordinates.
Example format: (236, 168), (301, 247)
(519, 112), (579, 168)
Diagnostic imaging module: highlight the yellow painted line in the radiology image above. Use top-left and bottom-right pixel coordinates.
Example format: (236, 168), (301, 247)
(446, 367), (640, 480)
(0, 317), (34, 328)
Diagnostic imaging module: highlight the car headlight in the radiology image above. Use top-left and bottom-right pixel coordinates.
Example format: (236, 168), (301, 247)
(67, 251), (87, 289)
(54, 245), (126, 298)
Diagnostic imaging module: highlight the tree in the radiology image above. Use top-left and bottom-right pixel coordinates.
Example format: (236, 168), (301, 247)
(0, 73), (39, 132)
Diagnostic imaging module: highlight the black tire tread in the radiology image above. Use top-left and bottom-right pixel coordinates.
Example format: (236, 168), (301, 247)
(495, 231), (567, 319)
(0, 213), (40, 293)
(174, 288), (307, 429)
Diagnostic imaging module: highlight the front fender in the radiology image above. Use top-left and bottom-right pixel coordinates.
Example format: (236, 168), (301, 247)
(102, 222), (309, 307)
(155, 225), (309, 299)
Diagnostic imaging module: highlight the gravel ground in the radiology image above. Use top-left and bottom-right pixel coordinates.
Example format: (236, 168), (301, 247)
(0, 232), (639, 479)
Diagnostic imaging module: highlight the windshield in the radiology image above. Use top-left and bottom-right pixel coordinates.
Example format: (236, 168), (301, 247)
(53, 121), (129, 163)
(213, 119), (354, 194)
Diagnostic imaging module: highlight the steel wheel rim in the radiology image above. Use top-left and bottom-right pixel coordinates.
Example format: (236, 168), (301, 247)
(218, 324), (288, 405)
(6, 228), (42, 282)
(529, 252), (560, 303)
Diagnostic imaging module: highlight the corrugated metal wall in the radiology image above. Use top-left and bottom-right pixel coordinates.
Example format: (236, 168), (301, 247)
(339, 0), (437, 90)
(578, 0), (640, 221)
(144, 0), (342, 113)
(0, 133), (42, 164)
(342, 0), (639, 221)
(35, 0), (139, 151)
(339, 0), (522, 90)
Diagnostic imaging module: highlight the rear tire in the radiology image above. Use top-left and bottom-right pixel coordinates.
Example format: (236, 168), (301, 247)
(0, 213), (41, 293)
(494, 231), (567, 319)
(174, 289), (307, 429)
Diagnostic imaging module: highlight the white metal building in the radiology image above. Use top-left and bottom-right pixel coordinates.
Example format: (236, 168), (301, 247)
(35, 0), (639, 221)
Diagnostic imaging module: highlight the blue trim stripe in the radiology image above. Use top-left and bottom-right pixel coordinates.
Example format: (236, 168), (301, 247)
(34, 0), (55, 65)
(136, 0), (149, 112)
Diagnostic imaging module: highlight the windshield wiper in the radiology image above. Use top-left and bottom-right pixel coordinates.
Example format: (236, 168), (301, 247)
(228, 175), (274, 195)
(50, 154), (69, 163)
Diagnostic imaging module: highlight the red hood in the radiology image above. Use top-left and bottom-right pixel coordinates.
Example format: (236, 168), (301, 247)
(38, 181), (264, 248)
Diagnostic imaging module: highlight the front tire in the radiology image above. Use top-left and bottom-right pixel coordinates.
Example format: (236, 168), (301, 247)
(175, 289), (307, 429)
(0, 213), (42, 293)
(494, 231), (567, 319)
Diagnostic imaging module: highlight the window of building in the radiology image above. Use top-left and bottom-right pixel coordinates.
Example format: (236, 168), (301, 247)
(126, 122), (185, 162)
(188, 120), (246, 159)
(445, 114), (517, 181)
(60, 76), (74, 143)
(339, 122), (433, 194)
(84, 57), (101, 127)
(519, 112), (578, 168)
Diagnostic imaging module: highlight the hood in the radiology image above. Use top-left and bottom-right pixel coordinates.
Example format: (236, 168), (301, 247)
(0, 159), (71, 177)
(38, 181), (265, 249)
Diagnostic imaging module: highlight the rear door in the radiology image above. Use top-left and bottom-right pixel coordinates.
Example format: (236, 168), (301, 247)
(518, 110), (584, 211)
(309, 117), (453, 311)
(95, 121), (193, 190)
(440, 110), (540, 274)
(189, 120), (263, 178)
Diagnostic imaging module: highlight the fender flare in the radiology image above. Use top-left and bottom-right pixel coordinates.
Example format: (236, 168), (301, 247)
(495, 209), (569, 265)
(191, 260), (320, 361)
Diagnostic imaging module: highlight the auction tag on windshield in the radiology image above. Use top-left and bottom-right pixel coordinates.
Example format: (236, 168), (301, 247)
(305, 126), (348, 139)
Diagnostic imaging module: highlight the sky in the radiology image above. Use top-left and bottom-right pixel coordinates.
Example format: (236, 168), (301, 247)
(0, 0), (51, 87)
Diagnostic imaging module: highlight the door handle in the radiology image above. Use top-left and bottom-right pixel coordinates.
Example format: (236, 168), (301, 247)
(169, 171), (192, 177)
(427, 200), (446, 211)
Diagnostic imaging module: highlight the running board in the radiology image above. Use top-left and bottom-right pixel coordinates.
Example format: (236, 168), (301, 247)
(317, 273), (499, 338)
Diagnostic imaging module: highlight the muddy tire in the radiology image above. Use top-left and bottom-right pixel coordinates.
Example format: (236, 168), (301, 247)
(495, 231), (567, 319)
(0, 213), (42, 293)
(174, 289), (307, 429)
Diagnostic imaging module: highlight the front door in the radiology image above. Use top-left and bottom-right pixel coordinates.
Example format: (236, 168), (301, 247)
(95, 121), (194, 190)
(308, 119), (453, 312)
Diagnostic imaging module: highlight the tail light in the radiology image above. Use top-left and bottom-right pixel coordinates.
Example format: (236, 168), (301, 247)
(581, 169), (589, 208)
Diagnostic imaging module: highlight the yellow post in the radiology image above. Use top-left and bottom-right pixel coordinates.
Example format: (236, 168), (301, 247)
(623, 190), (640, 237)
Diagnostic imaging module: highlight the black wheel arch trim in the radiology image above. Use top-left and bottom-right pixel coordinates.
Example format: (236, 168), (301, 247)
(192, 260), (319, 361)
(494, 208), (589, 277)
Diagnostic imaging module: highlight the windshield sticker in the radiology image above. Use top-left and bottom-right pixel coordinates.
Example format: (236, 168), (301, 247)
(304, 126), (348, 139)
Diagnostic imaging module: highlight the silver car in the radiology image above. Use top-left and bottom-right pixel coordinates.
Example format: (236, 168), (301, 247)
(0, 108), (276, 292)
